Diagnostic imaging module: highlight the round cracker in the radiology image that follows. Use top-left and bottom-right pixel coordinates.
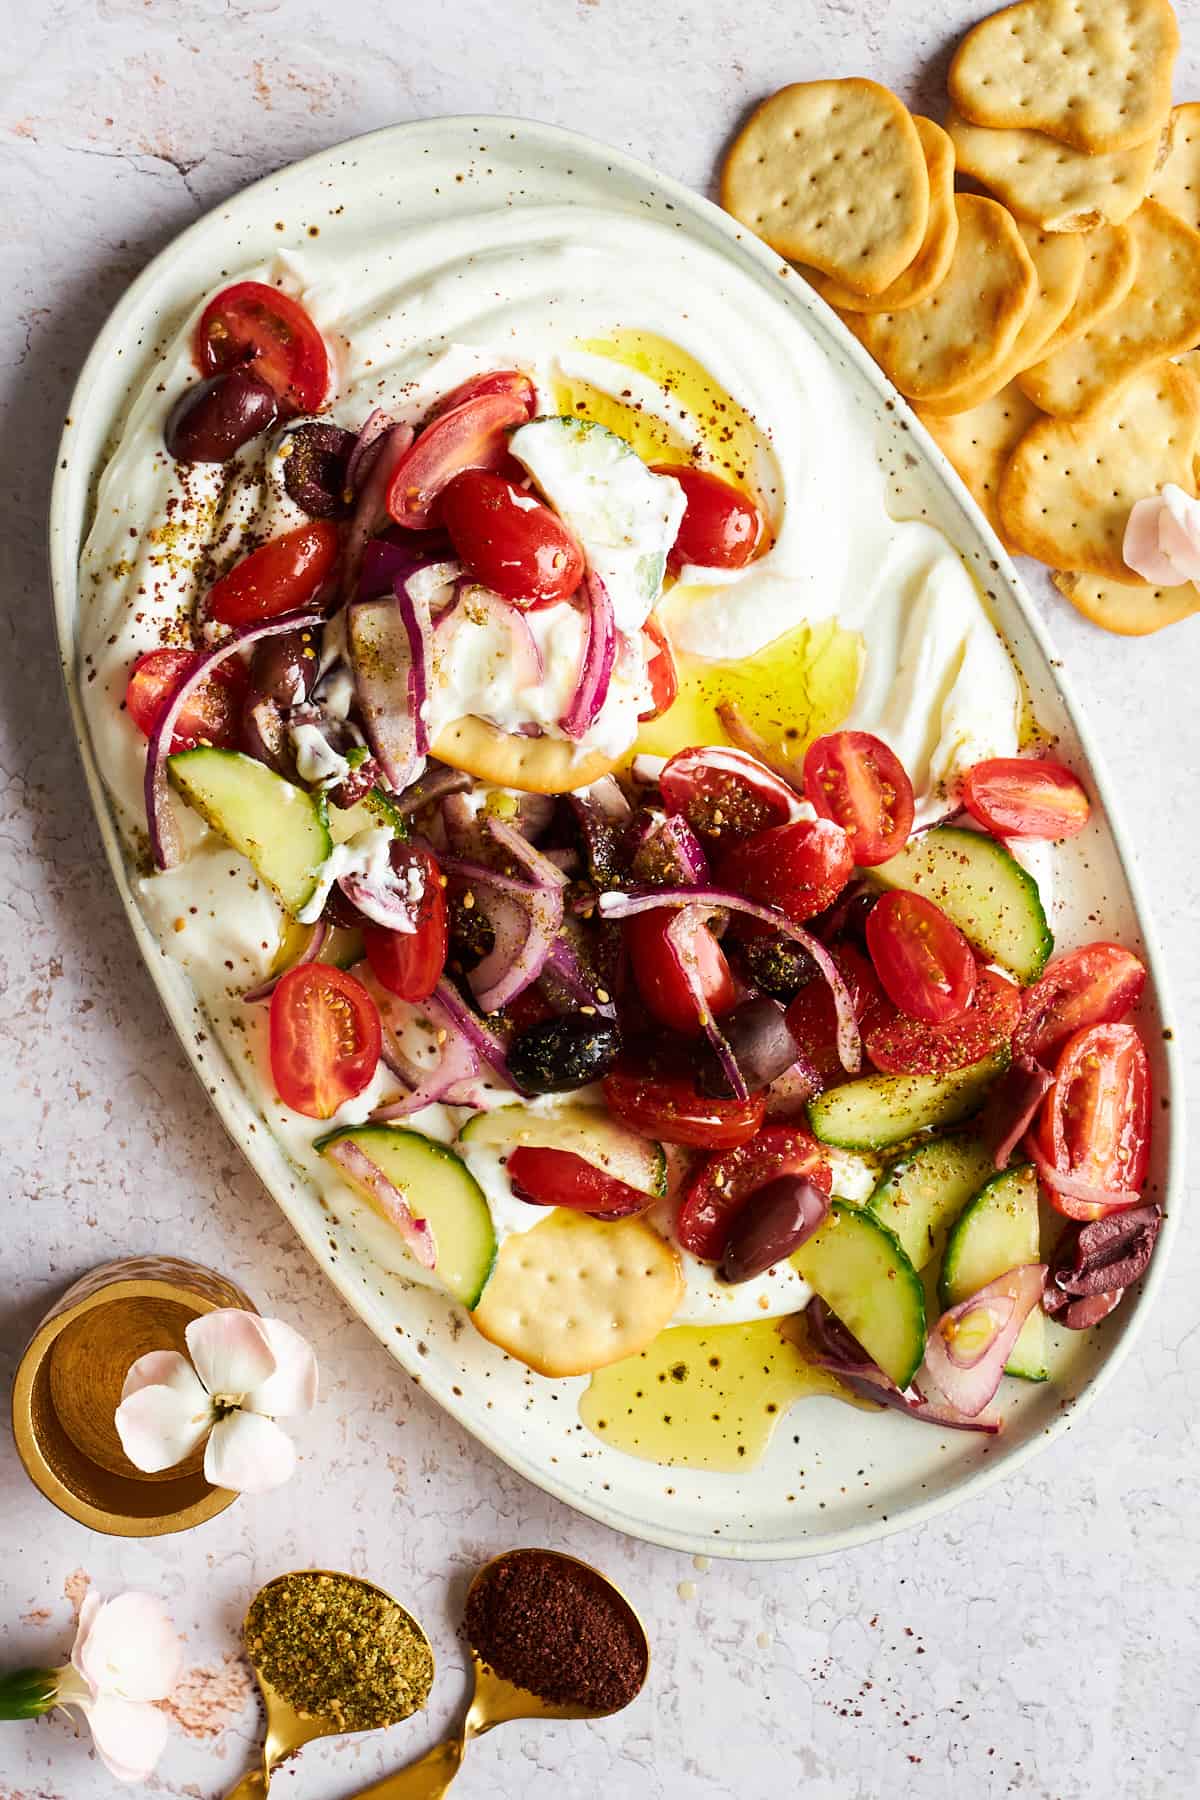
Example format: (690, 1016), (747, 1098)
(1054, 569), (1200, 636)
(1014, 222), (1138, 389)
(470, 1209), (685, 1378)
(721, 79), (929, 297)
(431, 715), (619, 794)
(946, 106), (1162, 233)
(807, 117), (957, 314)
(918, 382), (1044, 542)
(1148, 103), (1200, 232)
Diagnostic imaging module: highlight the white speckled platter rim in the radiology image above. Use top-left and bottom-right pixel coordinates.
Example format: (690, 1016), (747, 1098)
(49, 116), (1183, 1560)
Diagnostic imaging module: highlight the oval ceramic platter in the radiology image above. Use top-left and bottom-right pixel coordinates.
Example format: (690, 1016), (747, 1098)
(49, 117), (1182, 1559)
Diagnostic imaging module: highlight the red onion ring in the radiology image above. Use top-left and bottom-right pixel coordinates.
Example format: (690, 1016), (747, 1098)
(922, 1263), (1046, 1417)
(664, 908), (749, 1100)
(560, 570), (616, 740)
(323, 1136), (437, 1269)
(344, 406), (396, 494)
(241, 920), (330, 1004)
(369, 985), (482, 1119)
(1025, 1138), (1142, 1212)
(434, 978), (521, 1091)
(341, 422), (414, 602)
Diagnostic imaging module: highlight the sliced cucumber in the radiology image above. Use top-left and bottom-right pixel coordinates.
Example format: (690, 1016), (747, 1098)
(328, 787), (406, 846)
(940, 1164), (1046, 1381)
(317, 1125), (497, 1309)
(868, 1134), (997, 1270)
(871, 825), (1052, 981)
(459, 1104), (667, 1198)
(168, 747), (331, 917)
(791, 1202), (926, 1389)
(808, 1049), (1008, 1152)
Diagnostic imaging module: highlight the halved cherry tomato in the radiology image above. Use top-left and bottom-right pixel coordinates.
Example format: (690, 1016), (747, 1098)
(269, 963), (382, 1119)
(386, 392), (530, 529)
(195, 281), (329, 415)
(1013, 943), (1147, 1065)
(439, 470), (584, 605)
(124, 647), (246, 750)
(785, 944), (889, 1088)
(361, 847), (448, 1003)
(961, 757), (1090, 840)
(603, 1070), (766, 1149)
(865, 890), (977, 1024)
(803, 730), (915, 867)
(427, 368), (536, 421)
(1032, 1021), (1150, 1219)
(864, 966), (1020, 1075)
(626, 907), (736, 1035)
(507, 1146), (653, 1218)
(651, 464), (761, 571)
(717, 816), (854, 924)
(205, 521), (340, 627)
(661, 745), (798, 843)
(639, 615), (678, 721)
(677, 1124), (831, 1260)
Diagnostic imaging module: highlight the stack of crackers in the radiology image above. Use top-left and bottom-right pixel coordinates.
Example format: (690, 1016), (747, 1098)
(720, 0), (1200, 636)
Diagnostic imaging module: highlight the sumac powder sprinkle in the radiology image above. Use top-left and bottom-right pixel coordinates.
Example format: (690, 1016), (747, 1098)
(464, 1550), (647, 1713)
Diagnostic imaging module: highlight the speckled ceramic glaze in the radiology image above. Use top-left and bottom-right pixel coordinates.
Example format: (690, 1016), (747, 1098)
(49, 116), (1182, 1559)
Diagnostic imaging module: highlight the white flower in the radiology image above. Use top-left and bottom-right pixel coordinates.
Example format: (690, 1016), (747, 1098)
(54, 1592), (182, 1783)
(1123, 483), (1200, 585)
(114, 1309), (318, 1494)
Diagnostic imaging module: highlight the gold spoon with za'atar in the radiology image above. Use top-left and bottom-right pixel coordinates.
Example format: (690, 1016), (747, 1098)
(223, 1570), (434, 1798)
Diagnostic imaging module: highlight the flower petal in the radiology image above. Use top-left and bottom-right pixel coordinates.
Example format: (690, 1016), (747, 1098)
(81, 1694), (169, 1784)
(120, 1349), (208, 1407)
(114, 1384), (213, 1475)
(1158, 484), (1200, 581)
(204, 1410), (297, 1494)
(242, 1318), (319, 1419)
(69, 1592), (103, 1693)
(185, 1309), (276, 1400)
(75, 1593), (182, 1703)
(1123, 496), (1179, 585)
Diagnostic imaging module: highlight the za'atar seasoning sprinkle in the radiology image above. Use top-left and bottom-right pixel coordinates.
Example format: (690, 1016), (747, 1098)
(244, 1571), (433, 1731)
(464, 1549), (647, 1713)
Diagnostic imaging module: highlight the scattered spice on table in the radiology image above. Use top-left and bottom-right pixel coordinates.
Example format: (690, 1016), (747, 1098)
(244, 1572), (432, 1731)
(464, 1549), (647, 1713)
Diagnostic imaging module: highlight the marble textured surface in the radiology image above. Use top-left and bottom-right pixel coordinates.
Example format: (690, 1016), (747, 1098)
(2, 2), (1198, 1796)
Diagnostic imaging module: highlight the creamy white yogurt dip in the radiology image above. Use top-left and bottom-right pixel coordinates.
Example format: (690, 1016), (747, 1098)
(79, 208), (1024, 1329)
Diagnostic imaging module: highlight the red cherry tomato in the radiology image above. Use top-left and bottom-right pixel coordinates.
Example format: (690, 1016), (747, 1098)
(361, 848), (448, 1003)
(803, 730), (915, 867)
(1032, 1022), (1150, 1220)
(205, 521), (340, 627)
(717, 816), (854, 925)
(864, 966), (1020, 1075)
(269, 964), (382, 1119)
(195, 281), (328, 415)
(651, 464), (761, 571)
(865, 890), (977, 1024)
(1013, 943), (1147, 1065)
(427, 368), (536, 421)
(124, 647), (246, 750)
(661, 745), (799, 843)
(439, 470), (584, 606)
(386, 392), (530, 529)
(961, 758), (1090, 840)
(603, 1070), (766, 1149)
(785, 944), (889, 1088)
(626, 907), (736, 1035)
(507, 1146), (653, 1218)
(677, 1124), (831, 1260)
(639, 615), (678, 721)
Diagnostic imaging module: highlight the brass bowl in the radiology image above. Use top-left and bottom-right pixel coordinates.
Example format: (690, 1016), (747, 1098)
(12, 1256), (257, 1537)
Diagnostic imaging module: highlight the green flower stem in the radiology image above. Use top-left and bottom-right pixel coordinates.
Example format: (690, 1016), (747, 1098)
(0, 1667), (60, 1720)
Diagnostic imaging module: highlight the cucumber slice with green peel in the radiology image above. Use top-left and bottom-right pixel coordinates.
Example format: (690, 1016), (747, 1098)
(317, 1125), (498, 1310)
(808, 1049), (1009, 1152)
(940, 1164), (1047, 1381)
(791, 1202), (926, 1390)
(328, 787), (406, 845)
(868, 1134), (997, 1270)
(459, 1104), (667, 1198)
(870, 825), (1052, 981)
(168, 748), (331, 917)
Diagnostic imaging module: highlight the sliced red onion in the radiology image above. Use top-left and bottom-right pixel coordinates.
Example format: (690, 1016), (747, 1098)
(395, 573), (433, 758)
(716, 701), (806, 797)
(145, 609), (326, 869)
(394, 762), (472, 816)
(560, 571), (616, 740)
(483, 815), (569, 890)
(664, 908), (749, 1100)
(434, 978), (522, 1091)
(543, 932), (617, 1019)
(469, 888), (563, 1012)
(981, 1058), (1054, 1170)
(582, 775), (633, 823)
(764, 1055), (823, 1120)
(323, 1136), (437, 1269)
(346, 568), (433, 791)
(597, 886), (861, 1074)
(344, 406), (395, 494)
(803, 1301), (1001, 1433)
(544, 845), (582, 877)
(369, 986), (481, 1119)
(358, 534), (454, 603)
(1025, 1138), (1142, 1212)
(922, 1263), (1046, 1417)
(441, 790), (479, 855)
(630, 753), (667, 788)
(341, 422), (414, 602)
(437, 579), (543, 686)
(242, 920), (329, 1004)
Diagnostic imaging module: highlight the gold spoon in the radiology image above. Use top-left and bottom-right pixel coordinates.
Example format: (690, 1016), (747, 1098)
(342, 1549), (650, 1800)
(223, 1571), (434, 1799)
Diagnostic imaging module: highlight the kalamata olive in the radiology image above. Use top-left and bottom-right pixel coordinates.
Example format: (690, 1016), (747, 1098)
(698, 996), (798, 1097)
(282, 421), (356, 517)
(735, 935), (819, 1001)
(241, 693), (296, 778)
(508, 1015), (622, 1094)
(719, 1176), (830, 1284)
(249, 627), (320, 706)
(165, 367), (278, 462)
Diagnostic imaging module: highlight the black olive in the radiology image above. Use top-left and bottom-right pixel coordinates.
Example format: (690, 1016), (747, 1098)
(165, 368), (278, 462)
(508, 1016), (622, 1094)
(697, 997), (798, 1097)
(282, 421), (356, 517)
(734, 935), (819, 1001)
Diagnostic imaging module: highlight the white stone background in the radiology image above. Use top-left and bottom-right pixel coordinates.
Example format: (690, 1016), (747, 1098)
(2, 1), (1199, 1795)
